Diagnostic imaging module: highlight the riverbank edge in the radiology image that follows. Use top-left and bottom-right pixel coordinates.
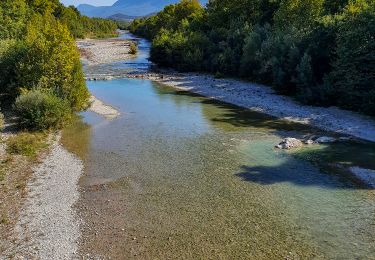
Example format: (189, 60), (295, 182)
(124, 71), (375, 143)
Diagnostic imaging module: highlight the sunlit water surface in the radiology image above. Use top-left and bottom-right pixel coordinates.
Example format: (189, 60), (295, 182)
(62, 78), (375, 259)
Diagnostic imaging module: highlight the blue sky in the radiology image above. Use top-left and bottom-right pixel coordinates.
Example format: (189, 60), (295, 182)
(61, 0), (117, 6)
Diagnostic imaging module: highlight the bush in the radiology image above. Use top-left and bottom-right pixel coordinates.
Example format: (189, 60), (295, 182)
(6, 132), (47, 157)
(129, 41), (138, 54)
(14, 90), (71, 130)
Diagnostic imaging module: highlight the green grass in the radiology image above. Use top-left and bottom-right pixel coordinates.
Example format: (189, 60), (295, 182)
(6, 132), (47, 157)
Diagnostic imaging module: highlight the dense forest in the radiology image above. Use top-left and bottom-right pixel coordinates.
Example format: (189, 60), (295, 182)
(130, 0), (375, 116)
(0, 0), (117, 130)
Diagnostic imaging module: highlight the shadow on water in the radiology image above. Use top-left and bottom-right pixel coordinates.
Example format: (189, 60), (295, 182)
(200, 98), (315, 133)
(151, 86), (375, 190)
(236, 142), (375, 190)
(155, 88), (322, 135)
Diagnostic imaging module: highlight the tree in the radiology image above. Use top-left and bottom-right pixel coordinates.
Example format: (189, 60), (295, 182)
(329, 0), (375, 114)
(130, 0), (375, 115)
(274, 0), (325, 32)
(16, 14), (89, 110)
(26, 0), (59, 14)
(0, 0), (28, 40)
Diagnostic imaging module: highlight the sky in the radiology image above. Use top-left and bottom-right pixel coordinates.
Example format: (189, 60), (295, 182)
(61, 0), (117, 6)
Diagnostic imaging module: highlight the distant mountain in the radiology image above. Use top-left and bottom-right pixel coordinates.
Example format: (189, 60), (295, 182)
(77, 0), (208, 18)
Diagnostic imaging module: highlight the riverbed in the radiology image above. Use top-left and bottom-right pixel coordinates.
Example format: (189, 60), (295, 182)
(66, 32), (375, 259)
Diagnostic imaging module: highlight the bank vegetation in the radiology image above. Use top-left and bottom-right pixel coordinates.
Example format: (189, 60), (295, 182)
(130, 0), (375, 116)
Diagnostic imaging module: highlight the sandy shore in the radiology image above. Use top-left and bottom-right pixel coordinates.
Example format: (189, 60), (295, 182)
(88, 95), (120, 119)
(5, 134), (83, 259)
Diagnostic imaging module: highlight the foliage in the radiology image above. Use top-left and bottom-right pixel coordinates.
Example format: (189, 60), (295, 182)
(6, 131), (47, 157)
(115, 20), (131, 30)
(273, 0), (325, 32)
(0, 0), (28, 39)
(0, 40), (28, 102)
(130, 0), (375, 116)
(54, 5), (117, 39)
(129, 41), (138, 54)
(329, 1), (375, 115)
(16, 14), (89, 110)
(14, 90), (72, 130)
(130, 0), (204, 40)
(0, 0), (117, 130)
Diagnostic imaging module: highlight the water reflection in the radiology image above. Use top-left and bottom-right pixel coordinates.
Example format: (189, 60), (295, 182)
(61, 114), (93, 161)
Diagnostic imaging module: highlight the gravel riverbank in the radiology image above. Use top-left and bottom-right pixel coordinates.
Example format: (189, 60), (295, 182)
(5, 135), (83, 259)
(77, 38), (134, 66)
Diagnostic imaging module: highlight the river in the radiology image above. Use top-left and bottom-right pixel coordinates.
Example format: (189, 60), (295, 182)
(63, 32), (375, 259)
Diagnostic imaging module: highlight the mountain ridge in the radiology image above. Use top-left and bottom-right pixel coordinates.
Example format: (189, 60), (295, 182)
(77, 0), (208, 18)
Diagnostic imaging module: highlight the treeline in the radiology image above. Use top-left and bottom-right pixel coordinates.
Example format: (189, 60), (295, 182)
(0, 0), (117, 130)
(55, 5), (118, 39)
(130, 0), (375, 116)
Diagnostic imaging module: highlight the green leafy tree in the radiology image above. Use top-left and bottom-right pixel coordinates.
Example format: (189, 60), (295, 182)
(26, 0), (59, 14)
(329, 0), (375, 114)
(274, 0), (325, 32)
(130, 0), (375, 115)
(15, 14), (89, 110)
(0, 0), (28, 40)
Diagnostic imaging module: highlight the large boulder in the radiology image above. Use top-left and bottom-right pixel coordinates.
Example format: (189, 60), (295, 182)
(275, 138), (303, 149)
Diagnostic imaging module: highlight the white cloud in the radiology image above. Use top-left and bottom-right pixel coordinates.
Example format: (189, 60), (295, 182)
(61, 0), (117, 6)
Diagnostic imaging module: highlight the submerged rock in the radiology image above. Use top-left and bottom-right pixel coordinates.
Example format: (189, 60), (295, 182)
(304, 139), (315, 145)
(315, 136), (336, 143)
(275, 138), (303, 149)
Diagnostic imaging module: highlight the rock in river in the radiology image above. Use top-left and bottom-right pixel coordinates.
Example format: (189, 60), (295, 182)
(275, 138), (303, 149)
(304, 139), (315, 145)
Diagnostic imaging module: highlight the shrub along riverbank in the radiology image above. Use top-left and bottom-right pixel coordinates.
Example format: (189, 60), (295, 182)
(0, 0), (117, 130)
(130, 0), (375, 116)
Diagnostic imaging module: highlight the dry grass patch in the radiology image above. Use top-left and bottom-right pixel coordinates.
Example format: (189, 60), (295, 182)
(0, 131), (53, 255)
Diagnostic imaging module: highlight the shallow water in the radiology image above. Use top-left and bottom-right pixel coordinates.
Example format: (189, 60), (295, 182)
(63, 78), (375, 259)
(84, 32), (152, 77)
